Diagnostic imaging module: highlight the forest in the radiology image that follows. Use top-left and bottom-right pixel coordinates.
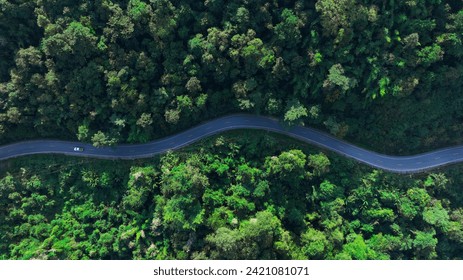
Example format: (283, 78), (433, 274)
(1, 0), (463, 259)
(1, 131), (463, 259)
(1, 0), (463, 153)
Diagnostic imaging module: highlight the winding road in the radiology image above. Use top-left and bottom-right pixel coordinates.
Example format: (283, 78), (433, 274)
(0, 114), (462, 173)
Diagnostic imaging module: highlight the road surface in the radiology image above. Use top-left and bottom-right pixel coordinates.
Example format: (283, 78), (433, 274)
(0, 114), (461, 173)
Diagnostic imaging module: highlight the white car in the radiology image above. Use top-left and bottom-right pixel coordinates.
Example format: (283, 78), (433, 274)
(73, 147), (84, 152)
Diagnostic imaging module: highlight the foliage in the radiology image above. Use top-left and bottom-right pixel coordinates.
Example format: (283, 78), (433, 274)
(1, 0), (463, 261)
(1, 133), (463, 260)
(0, 0), (461, 156)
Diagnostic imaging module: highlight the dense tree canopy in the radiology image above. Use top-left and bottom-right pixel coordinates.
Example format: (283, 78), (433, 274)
(1, 132), (463, 260)
(1, 0), (463, 260)
(0, 0), (462, 154)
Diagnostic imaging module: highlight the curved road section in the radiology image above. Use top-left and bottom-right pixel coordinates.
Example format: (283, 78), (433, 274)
(0, 114), (462, 173)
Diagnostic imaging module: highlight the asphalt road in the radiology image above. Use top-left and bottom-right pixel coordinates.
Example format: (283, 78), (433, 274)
(1, 114), (462, 173)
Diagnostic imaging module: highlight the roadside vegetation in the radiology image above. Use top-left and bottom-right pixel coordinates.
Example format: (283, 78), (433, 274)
(1, 1), (463, 153)
(1, 132), (463, 259)
(1, 0), (463, 260)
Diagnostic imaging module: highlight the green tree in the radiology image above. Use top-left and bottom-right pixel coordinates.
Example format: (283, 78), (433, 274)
(284, 99), (308, 126)
(274, 9), (302, 48)
(308, 153), (330, 176)
(300, 228), (329, 259)
(336, 234), (381, 260)
(413, 230), (438, 259)
(91, 131), (116, 147)
(206, 211), (283, 259)
(265, 149), (307, 183)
